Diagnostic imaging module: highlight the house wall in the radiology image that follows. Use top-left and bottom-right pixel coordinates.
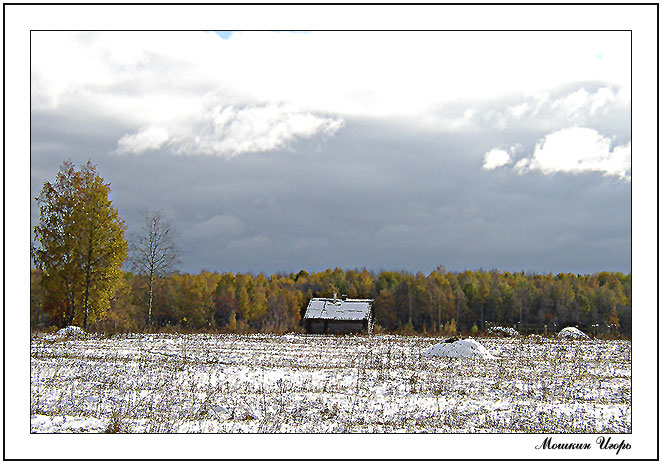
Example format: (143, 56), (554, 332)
(305, 319), (368, 334)
(327, 320), (365, 334)
(307, 320), (326, 333)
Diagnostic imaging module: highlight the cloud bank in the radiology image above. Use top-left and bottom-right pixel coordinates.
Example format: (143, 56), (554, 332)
(31, 31), (630, 159)
(116, 104), (343, 157)
(30, 30), (632, 275)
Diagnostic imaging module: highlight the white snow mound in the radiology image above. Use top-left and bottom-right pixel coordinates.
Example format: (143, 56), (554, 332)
(422, 338), (495, 359)
(487, 326), (519, 337)
(56, 326), (86, 337)
(557, 327), (588, 339)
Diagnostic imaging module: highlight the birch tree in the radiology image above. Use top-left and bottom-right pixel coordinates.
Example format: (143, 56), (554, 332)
(130, 210), (178, 327)
(33, 160), (128, 329)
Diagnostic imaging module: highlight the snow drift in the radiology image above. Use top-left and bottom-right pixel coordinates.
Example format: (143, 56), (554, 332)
(487, 326), (519, 337)
(422, 338), (495, 359)
(557, 327), (589, 339)
(56, 326), (87, 338)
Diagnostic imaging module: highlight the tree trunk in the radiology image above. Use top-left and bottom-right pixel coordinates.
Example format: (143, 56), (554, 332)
(480, 303), (484, 331)
(407, 285), (413, 325)
(83, 238), (93, 330)
(83, 266), (91, 330)
(209, 305), (215, 329)
(456, 292), (461, 331)
(519, 296), (523, 324)
(65, 278), (75, 327)
(147, 271), (154, 327)
(438, 298), (442, 333)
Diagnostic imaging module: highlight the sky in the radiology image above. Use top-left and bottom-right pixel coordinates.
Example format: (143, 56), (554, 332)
(30, 30), (632, 276)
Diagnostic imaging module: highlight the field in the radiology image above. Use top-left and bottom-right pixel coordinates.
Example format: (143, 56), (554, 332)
(30, 333), (631, 433)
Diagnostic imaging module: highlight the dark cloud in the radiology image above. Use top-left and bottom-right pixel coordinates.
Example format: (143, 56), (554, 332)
(31, 106), (631, 275)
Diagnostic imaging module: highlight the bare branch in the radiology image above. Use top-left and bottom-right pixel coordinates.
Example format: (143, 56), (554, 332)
(129, 209), (180, 326)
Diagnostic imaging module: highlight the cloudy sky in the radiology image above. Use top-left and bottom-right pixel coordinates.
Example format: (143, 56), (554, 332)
(30, 30), (631, 275)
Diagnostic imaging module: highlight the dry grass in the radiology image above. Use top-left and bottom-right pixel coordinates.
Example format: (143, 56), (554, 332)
(31, 333), (631, 433)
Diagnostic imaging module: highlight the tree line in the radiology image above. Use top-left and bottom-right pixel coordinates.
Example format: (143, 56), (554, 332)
(31, 264), (631, 336)
(31, 161), (631, 336)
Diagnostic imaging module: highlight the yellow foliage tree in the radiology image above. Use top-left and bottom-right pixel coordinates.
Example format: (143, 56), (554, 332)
(32, 160), (128, 329)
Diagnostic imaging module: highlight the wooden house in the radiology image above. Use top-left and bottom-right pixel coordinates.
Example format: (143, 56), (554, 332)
(303, 294), (374, 334)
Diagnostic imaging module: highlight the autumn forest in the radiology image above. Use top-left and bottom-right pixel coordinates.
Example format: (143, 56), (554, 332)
(30, 161), (631, 336)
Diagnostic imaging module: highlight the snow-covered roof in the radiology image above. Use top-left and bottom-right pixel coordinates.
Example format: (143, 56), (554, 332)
(303, 298), (373, 321)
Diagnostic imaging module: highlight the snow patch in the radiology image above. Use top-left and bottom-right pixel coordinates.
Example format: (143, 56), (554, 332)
(487, 326), (519, 337)
(422, 338), (495, 359)
(557, 327), (589, 339)
(31, 414), (107, 433)
(55, 326), (87, 338)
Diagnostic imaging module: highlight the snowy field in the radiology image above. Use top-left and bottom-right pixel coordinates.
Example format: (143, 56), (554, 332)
(31, 333), (631, 433)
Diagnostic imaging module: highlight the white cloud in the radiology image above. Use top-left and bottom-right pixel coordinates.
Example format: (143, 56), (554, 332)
(508, 102), (530, 119)
(114, 102), (343, 157)
(517, 127), (631, 180)
(482, 148), (512, 170)
(175, 103), (343, 157)
(514, 158), (530, 174)
(30, 31), (631, 156)
(116, 126), (169, 154)
(589, 87), (617, 114)
(549, 87), (618, 122)
(509, 143), (523, 155)
(550, 88), (590, 122)
(498, 86), (625, 130)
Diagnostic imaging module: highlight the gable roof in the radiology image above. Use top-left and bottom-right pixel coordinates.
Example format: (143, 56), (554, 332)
(303, 298), (373, 321)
